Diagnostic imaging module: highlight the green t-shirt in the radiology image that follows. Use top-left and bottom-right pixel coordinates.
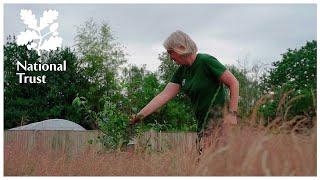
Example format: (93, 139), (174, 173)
(170, 53), (227, 132)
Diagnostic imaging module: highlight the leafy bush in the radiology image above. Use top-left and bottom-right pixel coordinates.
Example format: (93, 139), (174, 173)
(73, 96), (134, 150)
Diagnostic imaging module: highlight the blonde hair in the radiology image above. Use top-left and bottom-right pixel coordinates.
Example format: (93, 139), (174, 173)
(163, 30), (198, 55)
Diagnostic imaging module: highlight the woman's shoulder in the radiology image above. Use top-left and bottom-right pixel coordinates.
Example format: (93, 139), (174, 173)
(197, 53), (219, 63)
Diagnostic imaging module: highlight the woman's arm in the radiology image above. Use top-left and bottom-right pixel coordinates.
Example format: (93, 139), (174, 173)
(219, 70), (239, 113)
(131, 82), (180, 123)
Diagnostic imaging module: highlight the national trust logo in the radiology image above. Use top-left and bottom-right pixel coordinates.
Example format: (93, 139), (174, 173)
(16, 9), (63, 56)
(15, 9), (66, 84)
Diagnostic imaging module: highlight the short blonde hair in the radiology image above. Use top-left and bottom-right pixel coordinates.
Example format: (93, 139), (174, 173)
(163, 30), (198, 55)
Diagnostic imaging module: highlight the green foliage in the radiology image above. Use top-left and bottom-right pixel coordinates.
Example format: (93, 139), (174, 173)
(4, 20), (198, 150)
(74, 19), (127, 128)
(261, 41), (316, 91)
(158, 52), (179, 82)
(7, 18), (316, 150)
(72, 96), (131, 150)
(157, 99), (197, 132)
(119, 61), (197, 132)
(259, 40), (316, 121)
(121, 65), (160, 114)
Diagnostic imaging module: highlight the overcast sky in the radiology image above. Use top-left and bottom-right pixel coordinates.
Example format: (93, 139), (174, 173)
(4, 4), (317, 72)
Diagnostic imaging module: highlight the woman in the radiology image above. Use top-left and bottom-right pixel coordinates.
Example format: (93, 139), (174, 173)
(129, 30), (239, 153)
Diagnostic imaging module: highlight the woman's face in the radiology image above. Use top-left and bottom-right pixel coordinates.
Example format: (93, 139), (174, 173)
(167, 49), (187, 65)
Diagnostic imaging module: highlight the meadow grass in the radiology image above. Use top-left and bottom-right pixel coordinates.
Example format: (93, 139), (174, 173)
(4, 119), (316, 176)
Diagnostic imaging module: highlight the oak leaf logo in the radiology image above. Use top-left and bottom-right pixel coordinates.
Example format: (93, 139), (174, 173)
(16, 9), (63, 56)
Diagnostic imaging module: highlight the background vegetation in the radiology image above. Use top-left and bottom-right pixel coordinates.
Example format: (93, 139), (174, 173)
(4, 20), (317, 150)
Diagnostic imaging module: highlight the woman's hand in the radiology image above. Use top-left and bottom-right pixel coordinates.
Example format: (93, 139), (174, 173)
(217, 112), (237, 146)
(129, 113), (145, 125)
(223, 111), (238, 125)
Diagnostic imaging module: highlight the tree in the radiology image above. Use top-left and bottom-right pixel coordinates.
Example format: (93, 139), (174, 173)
(158, 52), (178, 83)
(259, 40), (316, 123)
(73, 19), (127, 128)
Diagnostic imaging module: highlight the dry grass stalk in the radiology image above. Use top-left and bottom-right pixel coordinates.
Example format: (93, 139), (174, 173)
(4, 114), (316, 176)
(276, 89), (294, 116)
(250, 94), (274, 125)
(261, 150), (271, 175)
(283, 95), (305, 120)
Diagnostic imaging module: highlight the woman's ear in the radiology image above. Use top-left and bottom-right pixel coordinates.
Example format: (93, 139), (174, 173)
(174, 45), (186, 54)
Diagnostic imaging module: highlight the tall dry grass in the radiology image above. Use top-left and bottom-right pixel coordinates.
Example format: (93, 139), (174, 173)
(4, 121), (316, 176)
